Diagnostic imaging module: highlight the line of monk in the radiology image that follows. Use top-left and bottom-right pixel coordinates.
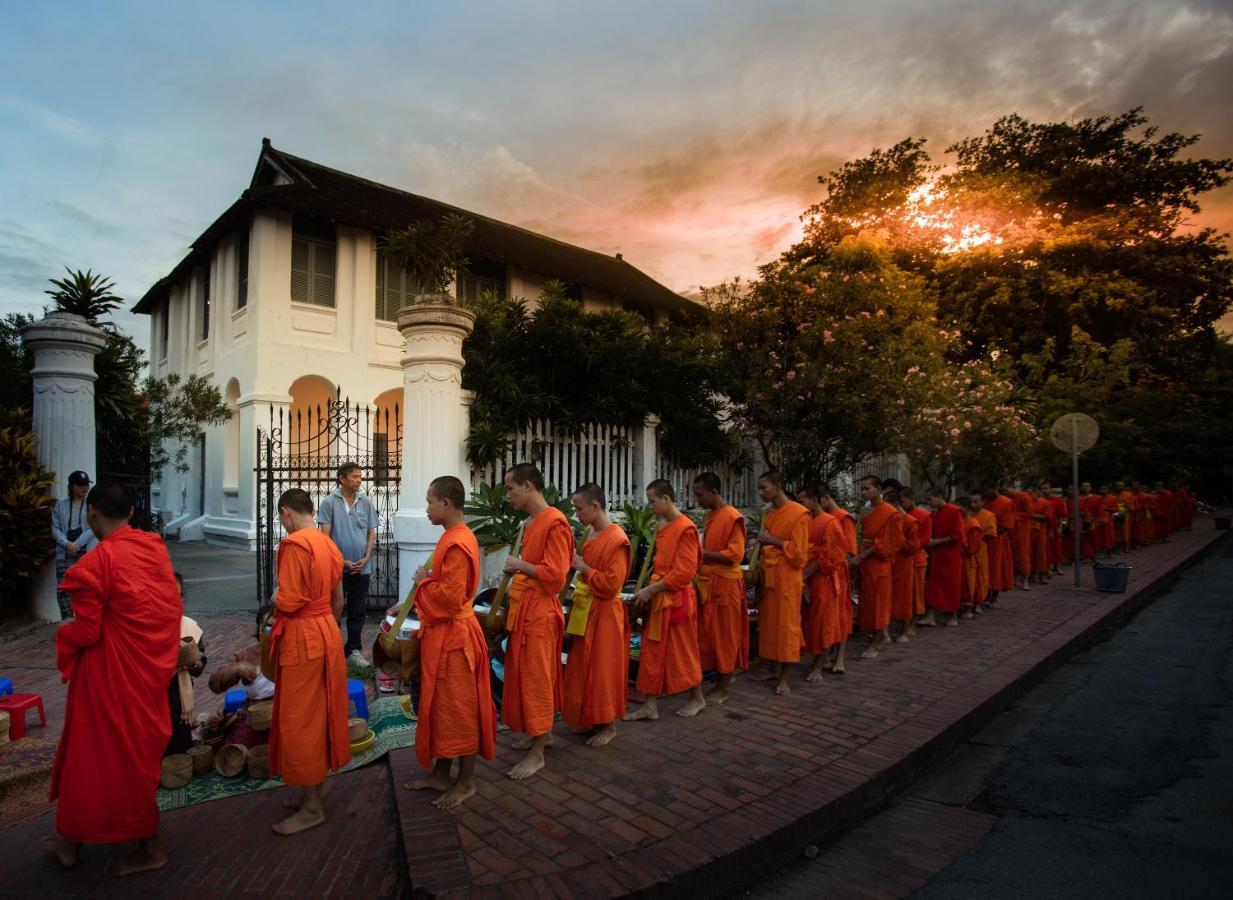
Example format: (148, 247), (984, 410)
(46, 466), (1200, 876)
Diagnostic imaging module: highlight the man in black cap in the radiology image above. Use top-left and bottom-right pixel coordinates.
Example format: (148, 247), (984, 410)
(51, 471), (97, 620)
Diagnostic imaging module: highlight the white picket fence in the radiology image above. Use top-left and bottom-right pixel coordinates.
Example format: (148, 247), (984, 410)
(469, 417), (760, 510)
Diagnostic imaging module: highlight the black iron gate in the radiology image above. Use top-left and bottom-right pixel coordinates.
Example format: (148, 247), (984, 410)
(255, 389), (401, 610)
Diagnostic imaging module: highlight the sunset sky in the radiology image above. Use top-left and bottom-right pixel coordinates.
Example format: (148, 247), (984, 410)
(2, 0), (1231, 345)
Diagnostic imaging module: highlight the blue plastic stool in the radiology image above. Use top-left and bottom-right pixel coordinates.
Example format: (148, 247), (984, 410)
(347, 679), (368, 720)
(0, 677), (13, 698)
(223, 688), (246, 714)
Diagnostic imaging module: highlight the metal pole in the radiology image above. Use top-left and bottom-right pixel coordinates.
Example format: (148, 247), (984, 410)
(1072, 419), (1081, 588)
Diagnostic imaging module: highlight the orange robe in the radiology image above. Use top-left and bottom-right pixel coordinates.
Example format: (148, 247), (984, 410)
(758, 501), (811, 663)
(268, 528), (350, 787)
(857, 502), (902, 633)
(908, 506), (931, 616)
(1047, 495), (1068, 565)
(1155, 490), (1175, 541)
(832, 508), (857, 634)
(697, 506), (748, 674)
(1117, 491), (1137, 545)
(413, 524), (496, 767)
(974, 509), (995, 604)
(1031, 498), (1052, 574)
(504, 507), (573, 736)
(986, 494), (1015, 591)
(1011, 491), (1033, 576)
(636, 515), (702, 696)
(925, 502), (964, 613)
(51, 526), (181, 844)
(1136, 492), (1156, 545)
(563, 524), (631, 729)
(891, 512), (918, 624)
(961, 515), (984, 605)
(803, 511), (847, 654)
(1079, 494), (1103, 559)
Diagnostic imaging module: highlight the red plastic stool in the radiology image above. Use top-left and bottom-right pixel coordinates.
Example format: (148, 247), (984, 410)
(0, 694), (46, 740)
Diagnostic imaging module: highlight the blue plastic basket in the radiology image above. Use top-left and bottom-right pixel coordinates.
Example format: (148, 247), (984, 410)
(1092, 561), (1132, 593)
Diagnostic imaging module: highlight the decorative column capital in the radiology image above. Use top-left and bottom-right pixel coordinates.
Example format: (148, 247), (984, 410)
(397, 297), (476, 370)
(21, 312), (108, 381)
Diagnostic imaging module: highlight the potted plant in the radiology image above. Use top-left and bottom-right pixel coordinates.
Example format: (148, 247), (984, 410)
(378, 213), (475, 304)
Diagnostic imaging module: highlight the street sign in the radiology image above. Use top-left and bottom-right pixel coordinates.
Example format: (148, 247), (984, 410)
(1050, 413), (1099, 454)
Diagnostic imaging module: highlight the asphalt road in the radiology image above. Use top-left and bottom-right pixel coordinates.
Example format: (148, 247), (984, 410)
(752, 534), (1233, 899)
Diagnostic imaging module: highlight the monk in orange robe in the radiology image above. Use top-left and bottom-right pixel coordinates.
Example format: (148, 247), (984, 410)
(851, 475), (903, 658)
(1078, 482), (1103, 561)
(501, 463), (574, 780)
(691, 473), (747, 706)
(563, 482), (631, 746)
(753, 471), (811, 695)
(1030, 487), (1052, 581)
(1043, 482), (1067, 573)
(886, 491), (918, 643)
(902, 488), (931, 619)
(46, 483), (181, 875)
(267, 488), (350, 835)
(919, 488), (964, 627)
(625, 479), (705, 720)
(1134, 484), (1156, 547)
(1114, 482), (1137, 549)
(982, 487), (1015, 605)
(1008, 486), (1033, 590)
(970, 492), (996, 610)
(797, 486), (848, 680)
(956, 497), (985, 617)
(1153, 483), (1175, 542)
(399, 476), (496, 809)
(820, 490), (856, 662)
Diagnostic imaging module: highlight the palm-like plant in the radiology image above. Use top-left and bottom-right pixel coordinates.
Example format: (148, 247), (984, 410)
(45, 268), (123, 324)
(379, 213), (475, 298)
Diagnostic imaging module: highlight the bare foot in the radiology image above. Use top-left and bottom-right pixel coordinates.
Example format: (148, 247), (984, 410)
(434, 782), (477, 810)
(42, 835), (80, 869)
(507, 751), (545, 781)
(973, 606), (984, 615)
(961, 611), (974, 619)
(623, 705), (658, 721)
(104, 841), (168, 877)
(860, 644), (880, 660)
(774, 680), (792, 696)
(705, 687), (730, 706)
(587, 723), (617, 747)
(945, 616), (959, 628)
(406, 773), (452, 792)
(511, 733), (554, 751)
(831, 661), (846, 674)
(895, 633), (911, 644)
(677, 695), (706, 717)
(917, 615), (937, 627)
(805, 668), (825, 683)
(282, 795), (301, 810)
(273, 807), (326, 836)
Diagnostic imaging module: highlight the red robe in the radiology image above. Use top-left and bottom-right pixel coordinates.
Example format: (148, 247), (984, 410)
(985, 494), (1015, 591)
(908, 506), (931, 616)
(1011, 491), (1033, 576)
(832, 508), (857, 634)
(504, 507), (573, 735)
(1079, 494), (1103, 559)
(925, 503), (964, 613)
(1047, 495), (1068, 565)
(1155, 490), (1176, 541)
(636, 515), (702, 696)
(961, 516), (984, 606)
(563, 524), (631, 729)
(1031, 497), (1052, 574)
(1136, 492), (1156, 545)
(414, 524), (496, 767)
(803, 511), (847, 654)
(891, 512), (918, 624)
(857, 503), (902, 633)
(697, 506), (748, 674)
(51, 526), (181, 843)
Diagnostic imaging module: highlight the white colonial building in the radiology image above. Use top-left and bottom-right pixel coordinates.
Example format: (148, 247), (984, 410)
(135, 139), (698, 548)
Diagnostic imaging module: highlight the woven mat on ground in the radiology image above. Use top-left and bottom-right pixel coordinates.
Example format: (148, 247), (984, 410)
(0, 737), (58, 829)
(157, 695), (415, 812)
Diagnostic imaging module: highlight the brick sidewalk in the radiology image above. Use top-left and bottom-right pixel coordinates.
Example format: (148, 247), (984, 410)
(0, 525), (1224, 898)
(388, 524), (1226, 897)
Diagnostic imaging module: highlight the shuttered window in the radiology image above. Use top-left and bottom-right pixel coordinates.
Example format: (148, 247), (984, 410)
(236, 231), (249, 309)
(455, 269), (502, 304)
(291, 223), (336, 307)
(200, 267), (211, 340)
(375, 251), (422, 321)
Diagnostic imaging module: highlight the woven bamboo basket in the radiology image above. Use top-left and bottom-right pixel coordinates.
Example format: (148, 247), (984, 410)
(246, 744), (270, 780)
(160, 754), (193, 789)
(0, 710), (10, 743)
(186, 743), (215, 775)
(348, 717), (368, 743)
(247, 700), (273, 731)
(214, 743), (248, 777)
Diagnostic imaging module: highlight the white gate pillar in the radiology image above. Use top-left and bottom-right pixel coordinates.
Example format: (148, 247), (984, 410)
(21, 311), (107, 621)
(393, 298), (476, 600)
